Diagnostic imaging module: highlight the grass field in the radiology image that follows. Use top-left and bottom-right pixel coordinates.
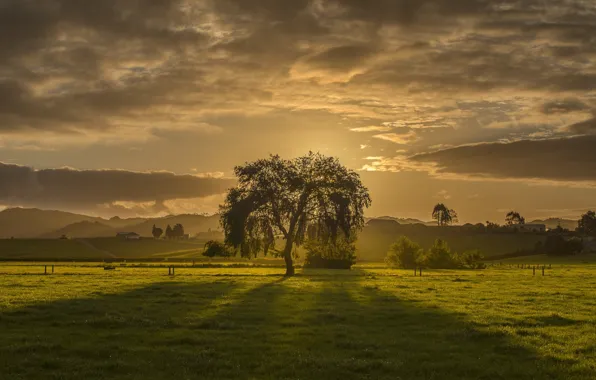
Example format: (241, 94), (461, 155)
(1, 263), (596, 379)
(0, 239), (101, 259)
(0, 238), (212, 260)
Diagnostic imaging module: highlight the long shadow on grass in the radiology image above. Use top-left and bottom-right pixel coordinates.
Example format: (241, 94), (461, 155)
(0, 276), (591, 380)
(0, 280), (243, 379)
(190, 276), (590, 380)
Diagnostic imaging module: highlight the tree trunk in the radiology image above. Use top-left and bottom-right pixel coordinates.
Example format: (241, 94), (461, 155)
(283, 239), (295, 276)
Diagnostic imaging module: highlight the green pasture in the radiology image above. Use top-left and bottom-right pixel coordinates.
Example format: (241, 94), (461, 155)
(1, 264), (595, 379)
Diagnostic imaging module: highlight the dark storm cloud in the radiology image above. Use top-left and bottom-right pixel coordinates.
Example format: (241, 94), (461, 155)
(410, 136), (596, 182)
(0, 162), (235, 208)
(568, 117), (596, 135)
(541, 99), (590, 114)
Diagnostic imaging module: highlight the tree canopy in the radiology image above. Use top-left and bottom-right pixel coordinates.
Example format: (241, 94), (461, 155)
(220, 152), (371, 276)
(152, 224), (163, 239)
(578, 211), (596, 236)
(432, 204), (458, 227)
(506, 211), (526, 226)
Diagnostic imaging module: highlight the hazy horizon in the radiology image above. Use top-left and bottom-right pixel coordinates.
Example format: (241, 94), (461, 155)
(1, 1), (596, 223)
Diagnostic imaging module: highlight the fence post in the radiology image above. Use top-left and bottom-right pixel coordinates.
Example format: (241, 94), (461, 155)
(52, 265), (55, 274)
(168, 266), (171, 276)
(419, 268), (422, 277)
(542, 266), (545, 276)
(173, 266), (175, 276)
(414, 267), (417, 276)
(44, 265), (47, 275)
(533, 266), (536, 276)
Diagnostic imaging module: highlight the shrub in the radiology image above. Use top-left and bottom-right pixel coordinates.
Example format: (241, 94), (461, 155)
(385, 236), (423, 269)
(420, 239), (460, 269)
(203, 240), (232, 258)
(459, 249), (486, 269)
(303, 238), (356, 270)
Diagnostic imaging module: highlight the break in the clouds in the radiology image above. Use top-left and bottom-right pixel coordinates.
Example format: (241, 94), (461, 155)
(0, 162), (234, 215)
(1, 0), (596, 217)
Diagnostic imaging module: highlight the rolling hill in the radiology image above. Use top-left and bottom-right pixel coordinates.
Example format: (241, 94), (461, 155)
(0, 208), (222, 238)
(529, 218), (578, 231)
(39, 221), (120, 239)
(0, 208), (102, 238)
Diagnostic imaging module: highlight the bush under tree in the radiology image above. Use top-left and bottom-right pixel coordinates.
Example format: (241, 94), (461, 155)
(303, 234), (357, 269)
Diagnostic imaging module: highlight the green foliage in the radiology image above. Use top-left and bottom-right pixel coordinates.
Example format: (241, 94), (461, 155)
(420, 239), (461, 269)
(202, 240), (232, 258)
(385, 237), (485, 269)
(543, 235), (583, 256)
(385, 236), (423, 269)
(220, 152), (371, 275)
(459, 250), (486, 269)
(303, 235), (357, 269)
(432, 204), (458, 226)
(578, 211), (596, 236)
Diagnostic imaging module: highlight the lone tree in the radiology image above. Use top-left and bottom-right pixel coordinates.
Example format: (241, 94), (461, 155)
(152, 225), (163, 239)
(432, 203), (458, 226)
(578, 210), (596, 236)
(506, 211), (526, 226)
(220, 152), (371, 276)
(165, 224), (173, 239)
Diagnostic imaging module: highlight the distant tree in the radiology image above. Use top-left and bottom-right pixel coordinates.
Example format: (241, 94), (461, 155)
(220, 152), (371, 276)
(506, 211), (526, 226)
(578, 211), (596, 236)
(385, 236), (423, 269)
(203, 240), (232, 258)
(172, 223), (185, 238)
(486, 221), (501, 231)
(152, 224), (163, 239)
(432, 203), (458, 226)
(165, 224), (173, 239)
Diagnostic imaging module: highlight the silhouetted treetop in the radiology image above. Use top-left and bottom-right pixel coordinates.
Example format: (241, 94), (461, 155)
(506, 211), (526, 226)
(432, 203), (458, 227)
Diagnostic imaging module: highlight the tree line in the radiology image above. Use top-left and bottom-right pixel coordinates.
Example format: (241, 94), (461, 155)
(385, 236), (485, 270)
(151, 224), (186, 239)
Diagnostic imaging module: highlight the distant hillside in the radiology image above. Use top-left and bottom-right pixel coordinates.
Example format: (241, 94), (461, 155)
(40, 221), (119, 239)
(372, 216), (435, 226)
(529, 218), (577, 231)
(0, 208), (221, 238)
(0, 208), (101, 238)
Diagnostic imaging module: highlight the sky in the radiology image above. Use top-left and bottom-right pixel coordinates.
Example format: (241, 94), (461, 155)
(1, 0), (596, 223)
